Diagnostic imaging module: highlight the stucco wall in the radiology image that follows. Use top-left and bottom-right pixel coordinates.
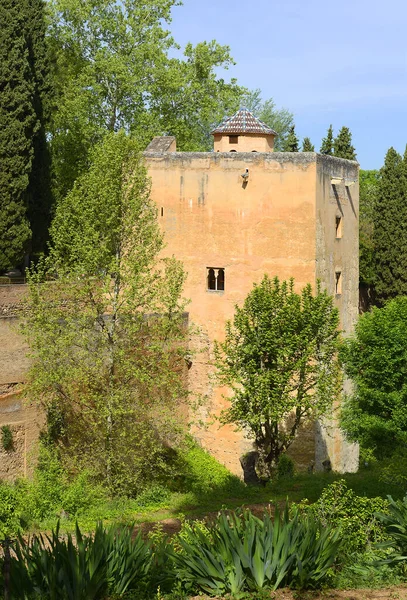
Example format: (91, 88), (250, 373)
(213, 133), (275, 153)
(146, 151), (320, 473)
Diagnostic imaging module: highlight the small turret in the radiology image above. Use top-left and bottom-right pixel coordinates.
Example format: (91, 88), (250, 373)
(211, 108), (277, 153)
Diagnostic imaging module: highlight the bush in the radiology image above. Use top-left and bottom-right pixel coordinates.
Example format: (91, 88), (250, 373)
(180, 442), (245, 496)
(0, 482), (24, 539)
(308, 479), (389, 554)
(277, 453), (295, 479)
(135, 484), (172, 508)
(1, 424), (13, 451)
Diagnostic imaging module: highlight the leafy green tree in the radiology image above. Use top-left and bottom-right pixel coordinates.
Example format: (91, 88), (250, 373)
(283, 125), (300, 152)
(150, 41), (243, 151)
(215, 276), (341, 478)
(302, 137), (315, 152)
(24, 132), (188, 495)
(0, 0), (36, 271)
(333, 126), (357, 160)
(241, 89), (295, 151)
(320, 125), (334, 155)
(48, 0), (243, 199)
(341, 297), (407, 459)
(373, 148), (407, 304)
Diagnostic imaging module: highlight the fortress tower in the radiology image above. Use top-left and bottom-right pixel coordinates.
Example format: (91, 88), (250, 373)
(145, 109), (359, 474)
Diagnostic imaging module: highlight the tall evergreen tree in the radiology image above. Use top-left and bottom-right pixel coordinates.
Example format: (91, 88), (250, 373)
(320, 125), (334, 155)
(302, 137), (315, 152)
(373, 147), (407, 304)
(333, 126), (357, 160)
(0, 0), (36, 272)
(25, 0), (53, 258)
(283, 125), (299, 152)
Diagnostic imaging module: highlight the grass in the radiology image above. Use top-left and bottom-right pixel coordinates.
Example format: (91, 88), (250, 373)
(30, 463), (406, 535)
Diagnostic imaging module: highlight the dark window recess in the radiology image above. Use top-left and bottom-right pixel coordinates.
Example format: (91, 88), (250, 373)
(335, 271), (342, 295)
(207, 268), (225, 291)
(335, 216), (342, 238)
(229, 135), (238, 144)
(161, 207), (164, 217)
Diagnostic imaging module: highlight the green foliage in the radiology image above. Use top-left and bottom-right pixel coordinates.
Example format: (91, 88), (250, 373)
(320, 124), (334, 155)
(359, 169), (379, 290)
(0, 0), (35, 270)
(373, 147), (407, 304)
(0, 482), (24, 540)
(216, 276), (341, 477)
(307, 480), (389, 554)
(241, 89), (295, 151)
(136, 485), (172, 508)
(302, 137), (315, 152)
(333, 126), (357, 160)
(180, 443), (246, 496)
(25, 0), (53, 257)
(24, 131), (189, 496)
(341, 296), (407, 459)
(171, 507), (342, 595)
(1, 424), (14, 451)
(283, 125), (299, 152)
(48, 0), (244, 199)
(9, 521), (152, 599)
(277, 453), (295, 479)
(375, 495), (407, 568)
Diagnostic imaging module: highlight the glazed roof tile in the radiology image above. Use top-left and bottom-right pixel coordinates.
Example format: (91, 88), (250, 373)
(211, 108), (277, 136)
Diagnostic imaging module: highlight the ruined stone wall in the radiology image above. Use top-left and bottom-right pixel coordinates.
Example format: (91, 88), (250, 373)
(0, 285), (44, 480)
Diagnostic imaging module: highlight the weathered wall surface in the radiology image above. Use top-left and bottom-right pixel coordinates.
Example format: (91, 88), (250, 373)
(213, 133), (275, 153)
(315, 156), (360, 472)
(146, 151), (319, 473)
(0, 285), (43, 480)
(0, 390), (44, 480)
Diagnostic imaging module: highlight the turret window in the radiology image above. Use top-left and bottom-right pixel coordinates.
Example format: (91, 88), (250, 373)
(207, 268), (225, 291)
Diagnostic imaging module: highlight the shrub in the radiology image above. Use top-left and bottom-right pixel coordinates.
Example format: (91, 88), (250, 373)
(0, 482), (23, 539)
(308, 479), (389, 554)
(180, 443), (245, 496)
(135, 484), (172, 508)
(277, 453), (295, 479)
(1, 425), (13, 451)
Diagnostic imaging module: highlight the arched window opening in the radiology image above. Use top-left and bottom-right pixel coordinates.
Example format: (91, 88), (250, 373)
(217, 268), (225, 291)
(230, 149), (237, 152)
(207, 268), (225, 291)
(207, 268), (216, 290)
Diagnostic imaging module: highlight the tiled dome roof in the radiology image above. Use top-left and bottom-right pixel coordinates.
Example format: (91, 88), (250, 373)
(211, 108), (277, 136)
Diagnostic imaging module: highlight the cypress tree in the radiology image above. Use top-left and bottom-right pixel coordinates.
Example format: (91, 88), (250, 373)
(320, 124), (334, 155)
(373, 147), (407, 304)
(25, 0), (53, 257)
(0, 0), (36, 272)
(333, 126), (357, 160)
(302, 137), (315, 152)
(283, 125), (299, 152)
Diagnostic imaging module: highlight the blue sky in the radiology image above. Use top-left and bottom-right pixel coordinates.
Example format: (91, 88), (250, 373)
(169, 0), (407, 169)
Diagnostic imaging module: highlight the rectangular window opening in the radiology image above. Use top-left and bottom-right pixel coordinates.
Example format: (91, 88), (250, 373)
(160, 207), (164, 217)
(229, 135), (238, 144)
(207, 268), (225, 292)
(335, 216), (342, 238)
(335, 271), (342, 295)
